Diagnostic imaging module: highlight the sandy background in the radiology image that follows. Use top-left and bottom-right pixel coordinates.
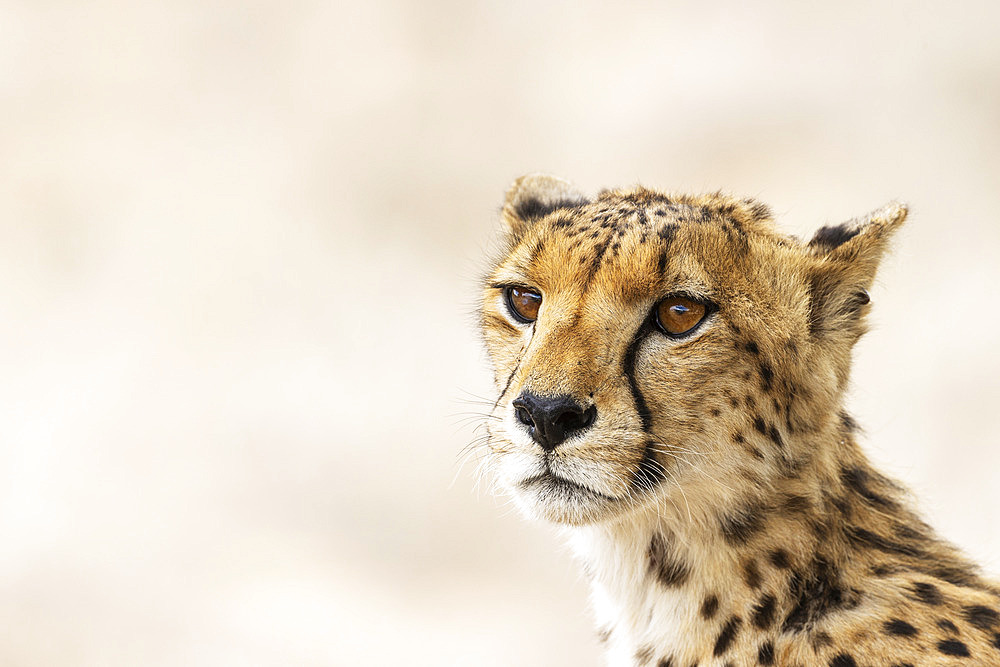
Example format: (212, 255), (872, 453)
(1, 1), (999, 665)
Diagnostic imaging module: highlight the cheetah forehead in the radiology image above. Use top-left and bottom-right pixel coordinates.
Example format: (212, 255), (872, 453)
(493, 186), (804, 305)
(494, 178), (905, 300)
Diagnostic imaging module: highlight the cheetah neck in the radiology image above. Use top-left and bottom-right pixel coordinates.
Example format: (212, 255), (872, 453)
(562, 421), (983, 667)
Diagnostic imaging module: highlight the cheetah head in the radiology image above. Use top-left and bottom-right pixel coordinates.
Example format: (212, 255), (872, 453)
(479, 175), (906, 526)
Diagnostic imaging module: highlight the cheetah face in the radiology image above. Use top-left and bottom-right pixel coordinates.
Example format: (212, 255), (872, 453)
(479, 176), (904, 526)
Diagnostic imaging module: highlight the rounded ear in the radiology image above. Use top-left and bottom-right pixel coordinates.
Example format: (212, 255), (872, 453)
(501, 174), (589, 241)
(806, 201), (908, 339)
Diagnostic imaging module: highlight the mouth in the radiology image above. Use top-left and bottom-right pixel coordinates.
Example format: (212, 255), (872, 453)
(518, 471), (622, 503)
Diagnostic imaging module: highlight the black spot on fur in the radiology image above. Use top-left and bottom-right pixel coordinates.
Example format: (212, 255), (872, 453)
(840, 465), (897, 509)
(783, 403), (796, 434)
(745, 341), (760, 355)
(713, 616), (741, 657)
(711, 407), (722, 417)
(911, 581), (944, 605)
(992, 631), (1000, 650)
(769, 549), (791, 569)
(937, 618), (958, 633)
(759, 363), (774, 391)
(829, 655), (857, 667)
(753, 417), (767, 435)
(937, 639), (970, 657)
(963, 604), (1000, 630)
(917, 562), (980, 588)
(648, 532), (690, 587)
(884, 619), (918, 637)
(810, 223), (860, 249)
(752, 594), (777, 629)
(847, 526), (924, 558)
(783, 557), (851, 633)
(733, 432), (745, 444)
(757, 641), (774, 665)
(748, 201), (771, 220)
(781, 494), (810, 513)
(657, 659), (673, 667)
(830, 494), (852, 519)
(658, 223), (678, 245)
(767, 424), (784, 449)
(721, 504), (766, 545)
(742, 559), (762, 589)
(812, 631), (833, 648)
(700, 594), (719, 619)
(585, 238), (611, 280)
(894, 523), (924, 541)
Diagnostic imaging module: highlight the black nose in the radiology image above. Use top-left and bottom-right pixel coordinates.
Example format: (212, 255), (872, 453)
(512, 392), (597, 451)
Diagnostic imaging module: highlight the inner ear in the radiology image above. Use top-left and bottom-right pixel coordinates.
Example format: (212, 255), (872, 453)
(501, 174), (589, 241)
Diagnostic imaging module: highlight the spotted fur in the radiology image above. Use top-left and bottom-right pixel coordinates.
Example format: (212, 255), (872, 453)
(478, 175), (1000, 666)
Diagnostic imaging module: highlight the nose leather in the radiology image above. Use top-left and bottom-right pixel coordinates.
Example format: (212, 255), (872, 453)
(512, 391), (597, 451)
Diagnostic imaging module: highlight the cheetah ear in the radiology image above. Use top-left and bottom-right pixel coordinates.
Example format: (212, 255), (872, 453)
(501, 174), (589, 241)
(806, 201), (908, 338)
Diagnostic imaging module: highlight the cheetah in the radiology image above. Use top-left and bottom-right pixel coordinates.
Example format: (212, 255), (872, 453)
(477, 175), (1000, 667)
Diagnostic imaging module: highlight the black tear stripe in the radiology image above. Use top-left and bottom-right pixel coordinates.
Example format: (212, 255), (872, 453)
(623, 323), (654, 431)
(493, 329), (535, 409)
(624, 323), (665, 490)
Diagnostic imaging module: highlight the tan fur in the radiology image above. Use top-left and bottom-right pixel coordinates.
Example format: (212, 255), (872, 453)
(478, 176), (1000, 666)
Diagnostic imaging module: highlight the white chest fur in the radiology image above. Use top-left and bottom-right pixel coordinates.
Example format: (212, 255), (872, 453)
(568, 522), (714, 667)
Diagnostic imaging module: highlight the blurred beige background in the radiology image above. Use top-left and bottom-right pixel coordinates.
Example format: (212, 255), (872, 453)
(1, 1), (999, 665)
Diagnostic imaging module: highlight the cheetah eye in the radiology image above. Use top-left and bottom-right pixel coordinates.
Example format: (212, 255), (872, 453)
(505, 286), (543, 323)
(654, 296), (709, 337)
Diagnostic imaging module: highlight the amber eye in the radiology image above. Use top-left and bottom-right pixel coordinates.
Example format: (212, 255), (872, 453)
(654, 296), (709, 337)
(505, 286), (543, 323)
